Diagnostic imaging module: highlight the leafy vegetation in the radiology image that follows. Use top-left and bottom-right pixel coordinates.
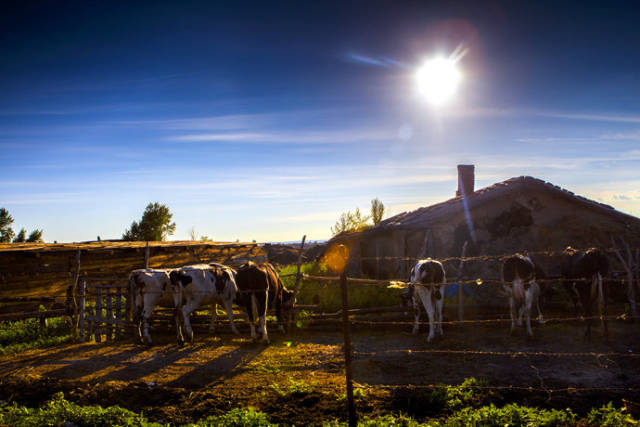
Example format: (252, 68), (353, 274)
(0, 316), (72, 355)
(331, 199), (387, 236)
(0, 381), (635, 426)
(123, 202), (176, 241)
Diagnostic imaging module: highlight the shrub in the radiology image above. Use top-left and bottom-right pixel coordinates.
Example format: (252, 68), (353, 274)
(0, 392), (158, 426)
(195, 408), (275, 427)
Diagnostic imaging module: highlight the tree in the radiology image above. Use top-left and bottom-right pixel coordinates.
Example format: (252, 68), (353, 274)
(123, 202), (176, 241)
(331, 207), (371, 236)
(1, 209), (45, 243)
(370, 198), (385, 225)
(13, 228), (26, 243)
(27, 229), (44, 243)
(0, 208), (15, 243)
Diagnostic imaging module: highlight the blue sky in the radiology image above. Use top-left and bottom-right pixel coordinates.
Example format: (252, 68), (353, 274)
(2, 1), (640, 243)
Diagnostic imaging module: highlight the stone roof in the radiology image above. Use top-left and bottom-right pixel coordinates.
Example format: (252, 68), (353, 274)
(369, 176), (639, 233)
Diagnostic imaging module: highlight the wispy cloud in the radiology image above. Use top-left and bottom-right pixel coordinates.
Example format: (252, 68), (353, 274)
(167, 128), (395, 144)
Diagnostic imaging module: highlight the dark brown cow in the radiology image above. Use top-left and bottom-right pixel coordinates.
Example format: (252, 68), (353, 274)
(561, 247), (609, 342)
(234, 261), (295, 343)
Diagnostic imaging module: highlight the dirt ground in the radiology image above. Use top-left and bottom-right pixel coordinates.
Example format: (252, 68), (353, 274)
(1, 316), (639, 424)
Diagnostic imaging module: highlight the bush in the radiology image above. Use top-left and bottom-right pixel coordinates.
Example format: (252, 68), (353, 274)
(587, 402), (636, 426)
(442, 403), (576, 426)
(192, 408), (275, 426)
(0, 392), (158, 426)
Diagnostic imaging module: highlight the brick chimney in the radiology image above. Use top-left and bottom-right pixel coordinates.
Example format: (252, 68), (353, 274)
(456, 164), (475, 197)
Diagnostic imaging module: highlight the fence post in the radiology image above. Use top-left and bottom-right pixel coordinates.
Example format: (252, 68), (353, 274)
(115, 287), (122, 340)
(288, 235), (306, 331)
(456, 241), (468, 322)
(337, 245), (357, 427)
(71, 249), (82, 339)
(144, 241), (150, 269)
(94, 287), (102, 343)
(79, 279), (86, 342)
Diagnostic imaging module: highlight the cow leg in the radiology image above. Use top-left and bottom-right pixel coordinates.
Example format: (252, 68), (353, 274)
(276, 296), (285, 333)
(181, 295), (204, 343)
(598, 273), (609, 343)
(524, 287), (534, 336)
(435, 292), (444, 336)
(509, 296), (517, 335)
(412, 295), (420, 334)
(582, 284), (593, 342)
(246, 294), (257, 340)
(174, 307), (184, 345)
(209, 302), (218, 332)
(223, 298), (239, 335)
(536, 290), (546, 325)
(256, 291), (269, 344)
(417, 287), (435, 342)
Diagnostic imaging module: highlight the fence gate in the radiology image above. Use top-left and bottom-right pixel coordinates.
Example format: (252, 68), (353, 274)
(78, 277), (132, 343)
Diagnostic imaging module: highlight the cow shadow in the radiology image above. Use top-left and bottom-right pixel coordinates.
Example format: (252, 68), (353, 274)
(43, 346), (149, 380)
(165, 343), (266, 388)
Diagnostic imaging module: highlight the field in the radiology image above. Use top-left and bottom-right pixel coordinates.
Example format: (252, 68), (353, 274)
(0, 312), (639, 425)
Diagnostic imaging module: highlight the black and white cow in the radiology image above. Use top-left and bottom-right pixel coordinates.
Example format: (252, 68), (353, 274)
(129, 268), (183, 345)
(561, 247), (609, 342)
(502, 254), (544, 336)
(170, 263), (239, 343)
(408, 259), (446, 342)
(235, 261), (295, 344)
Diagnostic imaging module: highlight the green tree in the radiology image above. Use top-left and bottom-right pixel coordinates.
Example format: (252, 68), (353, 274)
(370, 198), (385, 225)
(123, 202), (176, 241)
(0, 208), (15, 243)
(331, 207), (371, 236)
(13, 228), (26, 243)
(27, 229), (44, 243)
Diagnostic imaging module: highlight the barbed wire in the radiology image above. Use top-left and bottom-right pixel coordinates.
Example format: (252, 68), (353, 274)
(358, 245), (640, 264)
(352, 349), (639, 358)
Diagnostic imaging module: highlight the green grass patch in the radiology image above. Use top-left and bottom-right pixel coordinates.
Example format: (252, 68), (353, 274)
(0, 316), (72, 356)
(279, 262), (404, 312)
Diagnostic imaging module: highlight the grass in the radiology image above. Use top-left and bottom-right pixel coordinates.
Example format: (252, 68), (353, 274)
(0, 314), (72, 356)
(0, 381), (636, 426)
(279, 262), (404, 312)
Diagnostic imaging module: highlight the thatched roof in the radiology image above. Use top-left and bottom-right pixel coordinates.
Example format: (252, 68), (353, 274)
(369, 176), (640, 233)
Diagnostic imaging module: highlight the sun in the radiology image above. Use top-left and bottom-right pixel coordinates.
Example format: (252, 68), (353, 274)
(415, 57), (462, 105)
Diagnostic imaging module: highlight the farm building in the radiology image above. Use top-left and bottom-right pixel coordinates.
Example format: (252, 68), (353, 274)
(331, 165), (640, 280)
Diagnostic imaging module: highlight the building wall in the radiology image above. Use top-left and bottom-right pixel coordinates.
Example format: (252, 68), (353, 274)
(351, 189), (640, 280)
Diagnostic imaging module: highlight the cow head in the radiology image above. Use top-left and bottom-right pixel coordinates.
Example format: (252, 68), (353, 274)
(282, 288), (296, 308)
(413, 259), (445, 285)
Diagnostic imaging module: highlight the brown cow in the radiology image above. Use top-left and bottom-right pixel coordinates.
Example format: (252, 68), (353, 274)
(234, 261), (295, 343)
(561, 247), (609, 342)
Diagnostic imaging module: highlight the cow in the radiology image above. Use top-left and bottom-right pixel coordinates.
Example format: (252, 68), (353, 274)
(234, 261), (295, 344)
(561, 247), (609, 342)
(408, 259), (446, 342)
(502, 254), (544, 337)
(169, 263), (239, 343)
(129, 268), (184, 345)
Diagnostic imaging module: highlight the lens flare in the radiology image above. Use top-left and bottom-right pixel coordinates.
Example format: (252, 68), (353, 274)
(415, 57), (462, 105)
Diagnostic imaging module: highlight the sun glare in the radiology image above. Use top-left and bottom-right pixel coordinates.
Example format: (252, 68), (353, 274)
(415, 57), (462, 105)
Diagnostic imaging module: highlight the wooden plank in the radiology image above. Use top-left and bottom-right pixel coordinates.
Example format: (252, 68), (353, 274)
(94, 288), (102, 343)
(79, 279), (86, 342)
(115, 287), (122, 340)
(105, 291), (113, 341)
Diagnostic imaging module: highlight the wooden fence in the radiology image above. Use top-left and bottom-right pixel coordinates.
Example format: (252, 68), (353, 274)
(78, 277), (133, 343)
